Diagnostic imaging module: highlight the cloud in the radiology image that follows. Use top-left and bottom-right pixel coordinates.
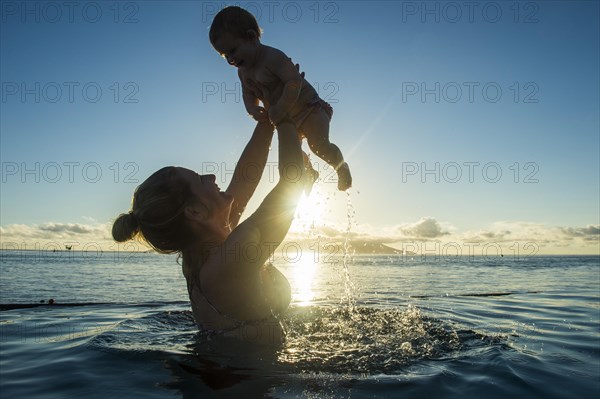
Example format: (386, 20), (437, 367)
(0, 222), (113, 249)
(288, 217), (453, 244)
(560, 225), (600, 241)
(38, 223), (104, 235)
(398, 217), (450, 239)
(479, 230), (511, 240)
(287, 218), (599, 255)
(456, 222), (600, 252)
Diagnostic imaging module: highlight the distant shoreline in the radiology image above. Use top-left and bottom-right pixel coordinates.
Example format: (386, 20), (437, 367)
(0, 248), (598, 256)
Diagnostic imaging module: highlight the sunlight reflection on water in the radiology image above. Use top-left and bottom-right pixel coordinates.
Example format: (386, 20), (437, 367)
(291, 256), (317, 306)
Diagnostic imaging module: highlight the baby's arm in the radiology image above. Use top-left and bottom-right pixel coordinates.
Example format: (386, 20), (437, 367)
(239, 70), (269, 122)
(266, 49), (303, 124)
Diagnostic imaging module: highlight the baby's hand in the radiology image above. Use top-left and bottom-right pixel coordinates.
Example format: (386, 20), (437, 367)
(248, 106), (269, 122)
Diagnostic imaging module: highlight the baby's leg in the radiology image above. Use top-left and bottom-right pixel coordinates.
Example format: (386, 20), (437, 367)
(301, 110), (352, 191)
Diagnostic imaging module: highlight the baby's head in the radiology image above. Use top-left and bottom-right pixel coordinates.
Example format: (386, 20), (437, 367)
(209, 6), (261, 46)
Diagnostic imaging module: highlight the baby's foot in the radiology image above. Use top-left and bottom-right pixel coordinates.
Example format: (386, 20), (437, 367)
(337, 162), (352, 191)
(304, 168), (319, 195)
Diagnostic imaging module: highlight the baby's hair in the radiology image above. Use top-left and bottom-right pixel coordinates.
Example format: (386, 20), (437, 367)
(209, 6), (262, 44)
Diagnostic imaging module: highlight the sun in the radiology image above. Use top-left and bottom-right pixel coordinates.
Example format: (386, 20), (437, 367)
(291, 188), (325, 234)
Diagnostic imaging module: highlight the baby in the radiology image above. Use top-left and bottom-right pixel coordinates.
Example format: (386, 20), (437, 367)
(209, 6), (352, 192)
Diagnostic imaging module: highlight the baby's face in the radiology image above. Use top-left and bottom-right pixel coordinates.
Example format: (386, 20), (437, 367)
(212, 32), (258, 69)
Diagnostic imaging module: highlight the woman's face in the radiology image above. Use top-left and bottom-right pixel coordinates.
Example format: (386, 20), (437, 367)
(176, 167), (233, 216)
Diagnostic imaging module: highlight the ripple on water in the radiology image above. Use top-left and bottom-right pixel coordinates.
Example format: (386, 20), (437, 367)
(86, 304), (504, 377)
(89, 309), (198, 355)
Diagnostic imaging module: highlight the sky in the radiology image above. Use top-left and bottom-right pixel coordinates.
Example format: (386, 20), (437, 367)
(1, 0), (599, 255)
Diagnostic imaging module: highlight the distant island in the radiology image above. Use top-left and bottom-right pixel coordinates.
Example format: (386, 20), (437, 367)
(281, 240), (413, 255)
(348, 241), (407, 254)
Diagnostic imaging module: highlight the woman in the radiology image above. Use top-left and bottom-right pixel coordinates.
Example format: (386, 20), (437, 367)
(112, 119), (304, 344)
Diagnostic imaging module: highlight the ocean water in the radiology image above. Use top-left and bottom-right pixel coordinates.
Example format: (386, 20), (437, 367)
(0, 250), (598, 398)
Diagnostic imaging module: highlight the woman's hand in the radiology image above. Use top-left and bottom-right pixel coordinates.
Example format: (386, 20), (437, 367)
(248, 105), (269, 122)
(268, 105), (286, 125)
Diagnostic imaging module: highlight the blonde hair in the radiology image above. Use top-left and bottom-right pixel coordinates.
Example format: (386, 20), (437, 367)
(112, 167), (194, 253)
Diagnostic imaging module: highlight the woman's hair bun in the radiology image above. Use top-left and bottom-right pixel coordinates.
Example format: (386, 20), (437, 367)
(112, 212), (139, 242)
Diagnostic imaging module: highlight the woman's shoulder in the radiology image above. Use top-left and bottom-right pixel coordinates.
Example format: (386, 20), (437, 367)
(181, 248), (217, 280)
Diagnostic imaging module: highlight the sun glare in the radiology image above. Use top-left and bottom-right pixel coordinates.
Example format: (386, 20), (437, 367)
(291, 189), (325, 233)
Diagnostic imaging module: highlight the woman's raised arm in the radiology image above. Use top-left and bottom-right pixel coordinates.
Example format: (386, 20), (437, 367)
(223, 120), (305, 270)
(225, 120), (275, 229)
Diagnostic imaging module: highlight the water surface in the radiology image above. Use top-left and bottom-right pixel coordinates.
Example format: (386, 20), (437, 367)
(1, 252), (598, 398)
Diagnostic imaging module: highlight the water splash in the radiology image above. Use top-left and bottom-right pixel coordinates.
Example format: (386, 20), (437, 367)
(340, 192), (357, 310)
(279, 305), (463, 374)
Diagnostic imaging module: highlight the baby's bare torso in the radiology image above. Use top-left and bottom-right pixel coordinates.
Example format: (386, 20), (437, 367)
(239, 45), (317, 115)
